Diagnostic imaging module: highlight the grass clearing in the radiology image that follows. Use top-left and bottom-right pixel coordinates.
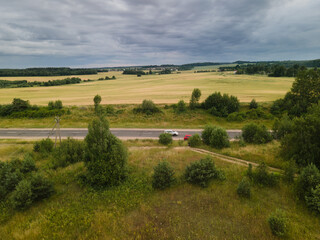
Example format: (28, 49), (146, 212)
(0, 142), (319, 239)
(0, 71), (293, 105)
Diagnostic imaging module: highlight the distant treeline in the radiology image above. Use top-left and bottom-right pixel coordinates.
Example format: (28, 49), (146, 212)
(0, 77), (81, 88)
(122, 69), (146, 75)
(179, 62), (228, 71)
(0, 68), (97, 77)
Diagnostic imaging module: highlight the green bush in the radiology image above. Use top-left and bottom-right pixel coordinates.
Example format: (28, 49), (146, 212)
(133, 99), (161, 115)
(268, 209), (289, 237)
(203, 92), (240, 116)
(305, 184), (320, 214)
(249, 99), (258, 109)
(0, 161), (22, 199)
(176, 100), (187, 113)
(29, 173), (55, 202)
(237, 178), (251, 198)
(227, 112), (246, 122)
(272, 115), (294, 139)
(21, 154), (37, 173)
(152, 161), (175, 190)
(52, 138), (85, 168)
(158, 133), (173, 145)
(184, 156), (224, 188)
(84, 116), (128, 188)
(253, 162), (278, 187)
(201, 125), (230, 149)
(188, 134), (202, 147)
(11, 180), (33, 210)
(296, 164), (320, 200)
(33, 138), (54, 153)
(242, 123), (272, 144)
(283, 161), (296, 184)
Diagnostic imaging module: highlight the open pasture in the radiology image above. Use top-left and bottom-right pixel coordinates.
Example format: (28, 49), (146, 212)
(0, 71), (293, 105)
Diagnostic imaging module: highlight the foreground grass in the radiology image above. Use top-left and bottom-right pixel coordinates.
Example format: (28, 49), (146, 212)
(0, 142), (319, 239)
(0, 103), (275, 129)
(0, 71), (293, 105)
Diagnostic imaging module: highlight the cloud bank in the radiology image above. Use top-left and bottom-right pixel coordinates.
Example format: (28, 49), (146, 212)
(0, 0), (319, 67)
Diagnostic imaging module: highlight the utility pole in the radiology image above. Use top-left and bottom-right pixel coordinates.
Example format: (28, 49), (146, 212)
(49, 116), (61, 148)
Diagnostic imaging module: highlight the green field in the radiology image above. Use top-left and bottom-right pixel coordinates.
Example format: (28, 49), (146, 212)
(0, 141), (319, 239)
(0, 71), (293, 106)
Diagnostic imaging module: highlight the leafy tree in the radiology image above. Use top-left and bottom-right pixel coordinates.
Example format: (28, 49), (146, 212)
(280, 103), (320, 168)
(188, 134), (202, 147)
(272, 115), (294, 139)
(84, 116), (128, 187)
(158, 133), (172, 145)
(202, 92), (239, 117)
(242, 123), (272, 144)
(133, 99), (160, 115)
(237, 178), (251, 198)
(10, 180), (33, 210)
(202, 125), (230, 149)
(249, 99), (258, 109)
(176, 100), (187, 113)
(268, 209), (289, 237)
(152, 161), (175, 190)
(93, 95), (102, 115)
(296, 164), (320, 200)
(192, 88), (201, 102)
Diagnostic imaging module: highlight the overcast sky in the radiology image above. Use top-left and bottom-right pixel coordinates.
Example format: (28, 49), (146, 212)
(0, 0), (319, 68)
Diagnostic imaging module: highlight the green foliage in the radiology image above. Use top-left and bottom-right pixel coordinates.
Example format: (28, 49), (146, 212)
(201, 125), (230, 149)
(283, 161), (296, 184)
(21, 154), (37, 173)
(152, 161), (175, 190)
(29, 173), (55, 202)
(133, 99), (161, 115)
(52, 138), (85, 168)
(158, 133), (172, 145)
(202, 92), (240, 117)
(54, 100), (63, 109)
(184, 156), (225, 188)
(33, 138), (54, 153)
(272, 115), (294, 139)
(192, 88), (201, 102)
(176, 100), (187, 113)
(93, 95), (102, 115)
(0, 161), (22, 199)
(237, 178), (251, 198)
(227, 112), (246, 122)
(268, 209), (289, 237)
(251, 162), (279, 187)
(84, 116), (128, 188)
(280, 104), (320, 168)
(249, 99), (258, 109)
(188, 134), (202, 147)
(10, 180), (33, 210)
(242, 123), (272, 144)
(295, 164), (320, 201)
(305, 184), (320, 214)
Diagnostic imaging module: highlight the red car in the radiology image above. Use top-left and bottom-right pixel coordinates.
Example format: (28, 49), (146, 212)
(184, 134), (192, 141)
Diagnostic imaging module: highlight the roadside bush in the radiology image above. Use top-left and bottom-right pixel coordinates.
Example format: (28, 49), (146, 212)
(202, 125), (230, 149)
(188, 134), (202, 147)
(253, 162), (279, 187)
(176, 100), (187, 113)
(242, 123), (272, 144)
(272, 115), (294, 139)
(52, 138), (85, 168)
(158, 133), (172, 145)
(29, 173), (55, 202)
(249, 99), (258, 109)
(246, 107), (273, 120)
(227, 112), (246, 122)
(33, 138), (54, 153)
(237, 178), (251, 198)
(152, 161), (175, 190)
(268, 209), (289, 237)
(11, 180), (33, 210)
(305, 185), (320, 214)
(296, 164), (320, 200)
(133, 99), (161, 115)
(184, 156), (224, 188)
(84, 116), (128, 188)
(21, 154), (37, 173)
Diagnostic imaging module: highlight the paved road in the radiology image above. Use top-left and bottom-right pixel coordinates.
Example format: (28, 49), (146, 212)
(0, 128), (242, 140)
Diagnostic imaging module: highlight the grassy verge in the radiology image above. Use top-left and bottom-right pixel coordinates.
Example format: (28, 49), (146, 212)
(0, 141), (319, 239)
(0, 103), (275, 129)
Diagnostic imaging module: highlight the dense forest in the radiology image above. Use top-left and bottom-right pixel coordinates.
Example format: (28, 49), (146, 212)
(0, 77), (82, 88)
(0, 68), (97, 77)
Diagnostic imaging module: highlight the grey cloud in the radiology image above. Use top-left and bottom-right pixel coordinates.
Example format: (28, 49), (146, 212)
(0, 0), (319, 67)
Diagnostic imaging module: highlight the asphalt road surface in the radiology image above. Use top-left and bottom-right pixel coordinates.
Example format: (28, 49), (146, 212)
(0, 128), (242, 140)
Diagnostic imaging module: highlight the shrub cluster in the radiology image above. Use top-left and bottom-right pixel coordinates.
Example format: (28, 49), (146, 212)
(237, 178), (251, 198)
(48, 100), (63, 110)
(0, 155), (54, 210)
(51, 138), (85, 168)
(202, 92), (240, 117)
(152, 162), (175, 190)
(175, 100), (187, 113)
(272, 115), (294, 139)
(33, 138), (54, 153)
(247, 162), (279, 187)
(268, 209), (289, 237)
(133, 99), (161, 115)
(188, 134), (202, 147)
(227, 108), (273, 122)
(202, 125), (230, 149)
(242, 123), (272, 144)
(158, 133), (173, 145)
(184, 157), (225, 188)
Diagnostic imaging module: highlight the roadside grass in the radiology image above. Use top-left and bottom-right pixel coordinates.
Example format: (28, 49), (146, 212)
(0, 143), (319, 239)
(0, 71), (293, 106)
(0, 103), (275, 129)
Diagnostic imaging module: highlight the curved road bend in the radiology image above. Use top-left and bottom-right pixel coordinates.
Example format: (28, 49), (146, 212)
(0, 128), (242, 140)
